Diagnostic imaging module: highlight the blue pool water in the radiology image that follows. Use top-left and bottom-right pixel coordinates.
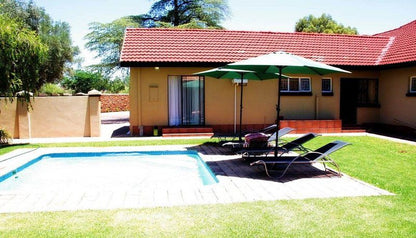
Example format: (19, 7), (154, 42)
(0, 151), (218, 193)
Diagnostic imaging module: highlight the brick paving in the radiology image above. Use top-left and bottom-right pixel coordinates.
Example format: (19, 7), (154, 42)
(0, 145), (393, 213)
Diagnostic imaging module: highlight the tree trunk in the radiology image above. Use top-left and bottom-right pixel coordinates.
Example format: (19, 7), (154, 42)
(173, 0), (179, 26)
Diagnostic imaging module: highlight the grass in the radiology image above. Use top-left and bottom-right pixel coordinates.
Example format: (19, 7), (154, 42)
(0, 136), (415, 237)
(0, 138), (213, 156)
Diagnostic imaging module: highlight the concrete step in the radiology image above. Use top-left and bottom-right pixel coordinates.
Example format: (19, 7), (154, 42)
(162, 133), (214, 137)
(162, 127), (214, 137)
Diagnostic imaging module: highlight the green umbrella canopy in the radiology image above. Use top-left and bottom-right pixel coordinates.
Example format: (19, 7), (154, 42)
(194, 68), (286, 142)
(226, 51), (351, 75)
(194, 67), (283, 80)
(224, 51), (351, 157)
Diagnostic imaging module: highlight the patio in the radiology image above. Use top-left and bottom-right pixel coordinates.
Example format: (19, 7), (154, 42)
(0, 144), (392, 213)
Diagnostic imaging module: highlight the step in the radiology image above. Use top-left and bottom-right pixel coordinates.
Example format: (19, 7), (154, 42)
(342, 129), (367, 133)
(342, 125), (367, 133)
(162, 132), (214, 137)
(162, 127), (214, 137)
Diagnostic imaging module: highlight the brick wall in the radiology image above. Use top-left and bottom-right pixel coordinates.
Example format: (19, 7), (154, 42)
(100, 94), (129, 112)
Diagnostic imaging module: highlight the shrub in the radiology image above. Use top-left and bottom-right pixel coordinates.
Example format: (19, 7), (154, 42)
(40, 83), (65, 96)
(107, 77), (128, 93)
(62, 70), (108, 94)
(0, 128), (11, 144)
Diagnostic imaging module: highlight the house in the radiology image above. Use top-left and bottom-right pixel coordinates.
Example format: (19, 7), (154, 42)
(120, 20), (416, 136)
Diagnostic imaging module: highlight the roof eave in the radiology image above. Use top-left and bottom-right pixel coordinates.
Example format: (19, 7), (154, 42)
(119, 61), (227, 68)
(120, 60), (416, 69)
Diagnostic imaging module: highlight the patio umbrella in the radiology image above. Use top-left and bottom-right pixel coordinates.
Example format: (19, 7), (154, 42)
(194, 67), (284, 141)
(225, 51), (351, 157)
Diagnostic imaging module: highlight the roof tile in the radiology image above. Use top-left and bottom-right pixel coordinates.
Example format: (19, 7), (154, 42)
(374, 20), (416, 65)
(121, 21), (416, 66)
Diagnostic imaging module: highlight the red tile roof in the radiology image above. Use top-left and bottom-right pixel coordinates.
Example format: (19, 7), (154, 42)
(373, 20), (416, 65)
(120, 20), (416, 67)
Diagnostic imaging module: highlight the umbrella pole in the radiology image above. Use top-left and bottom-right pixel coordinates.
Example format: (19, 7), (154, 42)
(239, 74), (244, 142)
(275, 67), (283, 158)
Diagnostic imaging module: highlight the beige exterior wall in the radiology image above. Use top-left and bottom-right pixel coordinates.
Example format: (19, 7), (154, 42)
(129, 67), (351, 134)
(379, 66), (416, 127)
(0, 95), (101, 139)
(357, 107), (380, 124)
(129, 66), (416, 132)
(0, 100), (18, 137)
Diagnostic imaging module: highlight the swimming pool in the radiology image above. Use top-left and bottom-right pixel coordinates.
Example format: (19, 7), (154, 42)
(0, 150), (218, 193)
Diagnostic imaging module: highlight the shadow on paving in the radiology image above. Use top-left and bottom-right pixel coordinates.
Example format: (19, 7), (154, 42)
(187, 143), (339, 183)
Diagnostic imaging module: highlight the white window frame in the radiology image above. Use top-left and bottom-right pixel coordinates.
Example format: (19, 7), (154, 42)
(322, 78), (333, 93)
(280, 77), (311, 92)
(410, 76), (416, 93)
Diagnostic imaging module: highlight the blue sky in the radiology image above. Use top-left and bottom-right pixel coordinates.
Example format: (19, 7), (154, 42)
(33, 0), (416, 66)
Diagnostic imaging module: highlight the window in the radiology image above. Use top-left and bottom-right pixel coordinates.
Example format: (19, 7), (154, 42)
(322, 78), (333, 96)
(357, 78), (378, 106)
(322, 78), (332, 92)
(408, 76), (416, 96)
(280, 77), (311, 93)
(410, 77), (416, 92)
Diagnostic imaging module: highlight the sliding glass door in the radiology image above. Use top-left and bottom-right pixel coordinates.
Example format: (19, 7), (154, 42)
(168, 75), (205, 126)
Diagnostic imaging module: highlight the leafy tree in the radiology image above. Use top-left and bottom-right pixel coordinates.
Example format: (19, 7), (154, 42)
(62, 70), (128, 94)
(85, 1), (229, 76)
(295, 14), (358, 35)
(62, 70), (109, 94)
(0, 0), (75, 84)
(39, 21), (74, 82)
(156, 18), (213, 29)
(143, 0), (229, 28)
(107, 77), (129, 93)
(84, 16), (143, 76)
(0, 15), (47, 103)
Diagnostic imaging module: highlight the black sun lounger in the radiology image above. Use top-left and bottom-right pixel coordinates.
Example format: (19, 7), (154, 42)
(239, 133), (320, 158)
(250, 140), (350, 178)
(222, 127), (294, 150)
(215, 124), (278, 143)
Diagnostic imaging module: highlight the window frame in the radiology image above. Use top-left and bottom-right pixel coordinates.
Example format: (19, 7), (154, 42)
(280, 77), (312, 96)
(407, 76), (416, 97)
(356, 78), (379, 107)
(168, 75), (205, 126)
(321, 77), (333, 96)
(410, 76), (416, 93)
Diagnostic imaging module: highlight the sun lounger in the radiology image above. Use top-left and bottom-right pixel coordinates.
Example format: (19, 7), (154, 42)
(250, 140), (350, 178)
(216, 124), (278, 143)
(267, 127), (296, 145)
(222, 127), (294, 150)
(239, 133), (319, 158)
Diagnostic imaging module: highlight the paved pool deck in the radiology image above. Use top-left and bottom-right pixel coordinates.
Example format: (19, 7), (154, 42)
(0, 144), (393, 213)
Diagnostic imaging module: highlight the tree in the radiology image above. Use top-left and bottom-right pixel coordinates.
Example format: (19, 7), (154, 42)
(0, 0), (75, 84)
(155, 18), (214, 29)
(85, 1), (229, 76)
(143, 0), (229, 28)
(295, 14), (358, 35)
(0, 15), (47, 103)
(62, 70), (109, 94)
(84, 16), (143, 76)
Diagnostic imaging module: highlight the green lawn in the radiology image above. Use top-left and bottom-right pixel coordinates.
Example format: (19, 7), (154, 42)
(0, 136), (415, 237)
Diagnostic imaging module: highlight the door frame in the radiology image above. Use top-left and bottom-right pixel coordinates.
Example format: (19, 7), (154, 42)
(168, 75), (205, 126)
